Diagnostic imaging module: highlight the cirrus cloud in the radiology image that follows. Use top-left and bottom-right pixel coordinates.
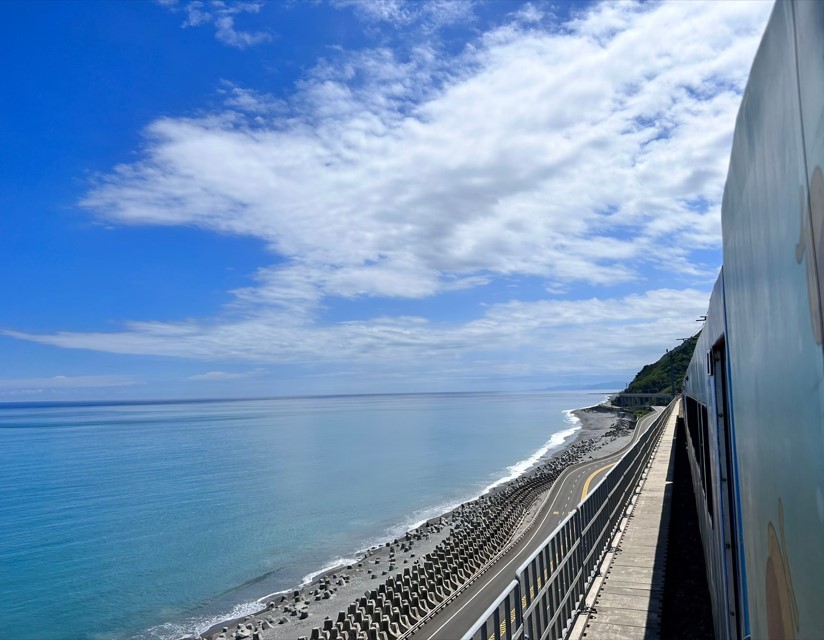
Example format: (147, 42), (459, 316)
(159, 0), (272, 49)
(0, 375), (137, 391)
(188, 368), (267, 381)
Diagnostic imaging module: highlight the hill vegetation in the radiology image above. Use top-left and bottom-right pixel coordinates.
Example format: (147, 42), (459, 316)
(624, 333), (700, 394)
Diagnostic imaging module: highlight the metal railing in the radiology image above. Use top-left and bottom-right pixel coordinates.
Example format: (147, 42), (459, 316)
(462, 399), (677, 640)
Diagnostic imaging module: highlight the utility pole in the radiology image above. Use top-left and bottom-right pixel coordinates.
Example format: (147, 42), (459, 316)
(674, 338), (690, 397)
(667, 348), (674, 398)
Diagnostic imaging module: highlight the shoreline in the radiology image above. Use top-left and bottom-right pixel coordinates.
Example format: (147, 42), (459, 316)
(194, 401), (634, 640)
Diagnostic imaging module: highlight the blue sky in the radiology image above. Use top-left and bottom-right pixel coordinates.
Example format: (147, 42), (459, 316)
(1, 0), (772, 401)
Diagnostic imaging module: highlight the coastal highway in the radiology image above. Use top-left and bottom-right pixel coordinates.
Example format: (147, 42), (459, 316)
(412, 407), (664, 640)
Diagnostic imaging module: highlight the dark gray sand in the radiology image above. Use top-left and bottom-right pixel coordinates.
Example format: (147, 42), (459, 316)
(197, 404), (635, 640)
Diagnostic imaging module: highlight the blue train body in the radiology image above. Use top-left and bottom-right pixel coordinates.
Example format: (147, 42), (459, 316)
(682, 2), (824, 639)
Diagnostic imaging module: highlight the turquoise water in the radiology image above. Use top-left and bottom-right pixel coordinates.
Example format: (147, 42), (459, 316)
(0, 392), (601, 640)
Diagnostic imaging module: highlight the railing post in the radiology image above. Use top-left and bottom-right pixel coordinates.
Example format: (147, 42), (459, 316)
(504, 590), (512, 640)
(575, 508), (586, 612)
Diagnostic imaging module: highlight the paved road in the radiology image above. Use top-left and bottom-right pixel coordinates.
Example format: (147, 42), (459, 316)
(412, 407), (664, 640)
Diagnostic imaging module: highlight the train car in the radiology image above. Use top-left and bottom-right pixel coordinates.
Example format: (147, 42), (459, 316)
(682, 2), (824, 639)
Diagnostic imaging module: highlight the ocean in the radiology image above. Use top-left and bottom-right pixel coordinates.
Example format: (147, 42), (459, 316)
(0, 391), (603, 640)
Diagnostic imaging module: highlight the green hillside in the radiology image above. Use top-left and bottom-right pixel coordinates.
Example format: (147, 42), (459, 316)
(624, 333), (700, 394)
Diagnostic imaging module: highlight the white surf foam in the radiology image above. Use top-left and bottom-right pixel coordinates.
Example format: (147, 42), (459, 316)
(299, 556), (360, 586)
(481, 423), (581, 494)
(142, 599), (264, 640)
(255, 587), (292, 602)
(563, 407), (582, 427)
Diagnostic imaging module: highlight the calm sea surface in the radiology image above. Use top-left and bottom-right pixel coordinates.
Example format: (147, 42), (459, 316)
(0, 392), (602, 640)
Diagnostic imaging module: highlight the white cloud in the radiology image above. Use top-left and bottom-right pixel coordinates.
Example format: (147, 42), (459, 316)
(0, 375), (137, 390)
(511, 3), (545, 25)
(10, 1), (773, 387)
(220, 83), (285, 115)
(160, 1), (272, 49)
(332, 0), (475, 29)
(85, 1), (770, 304)
(189, 368), (267, 381)
(3, 288), (710, 383)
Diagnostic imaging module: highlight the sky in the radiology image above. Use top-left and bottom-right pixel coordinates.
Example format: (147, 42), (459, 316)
(0, 0), (773, 401)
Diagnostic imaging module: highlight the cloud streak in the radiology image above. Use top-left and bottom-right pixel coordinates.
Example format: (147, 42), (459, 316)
(5, 288), (710, 383)
(0, 375), (137, 391)
(160, 0), (272, 48)
(332, 0), (475, 30)
(189, 368), (267, 381)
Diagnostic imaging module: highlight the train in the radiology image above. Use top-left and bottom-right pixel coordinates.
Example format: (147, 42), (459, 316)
(681, 2), (824, 639)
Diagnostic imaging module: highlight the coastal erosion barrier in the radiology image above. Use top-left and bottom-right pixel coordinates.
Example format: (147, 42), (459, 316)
(461, 398), (677, 640)
(313, 447), (592, 640)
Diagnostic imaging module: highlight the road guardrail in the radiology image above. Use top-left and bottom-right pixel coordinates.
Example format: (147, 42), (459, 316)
(462, 398), (677, 640)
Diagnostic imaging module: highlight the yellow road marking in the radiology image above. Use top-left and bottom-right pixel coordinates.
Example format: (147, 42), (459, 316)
(581, 463), (615, 499)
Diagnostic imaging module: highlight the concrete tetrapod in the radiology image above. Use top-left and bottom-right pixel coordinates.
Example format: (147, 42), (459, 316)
(274, 435), (611, 640)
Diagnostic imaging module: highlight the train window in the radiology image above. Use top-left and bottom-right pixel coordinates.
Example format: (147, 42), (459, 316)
(698, 402), (707, 493)
(695, 401), (706, 493)
(684, 395), (713, 527)
(700, 403), (714, 527)
(685, 396), (700, 456)
(712, 338), (743, 637)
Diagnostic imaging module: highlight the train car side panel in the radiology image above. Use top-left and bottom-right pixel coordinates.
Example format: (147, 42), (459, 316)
(684, 274), (741, 640)
(720, 2), (824, 638)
